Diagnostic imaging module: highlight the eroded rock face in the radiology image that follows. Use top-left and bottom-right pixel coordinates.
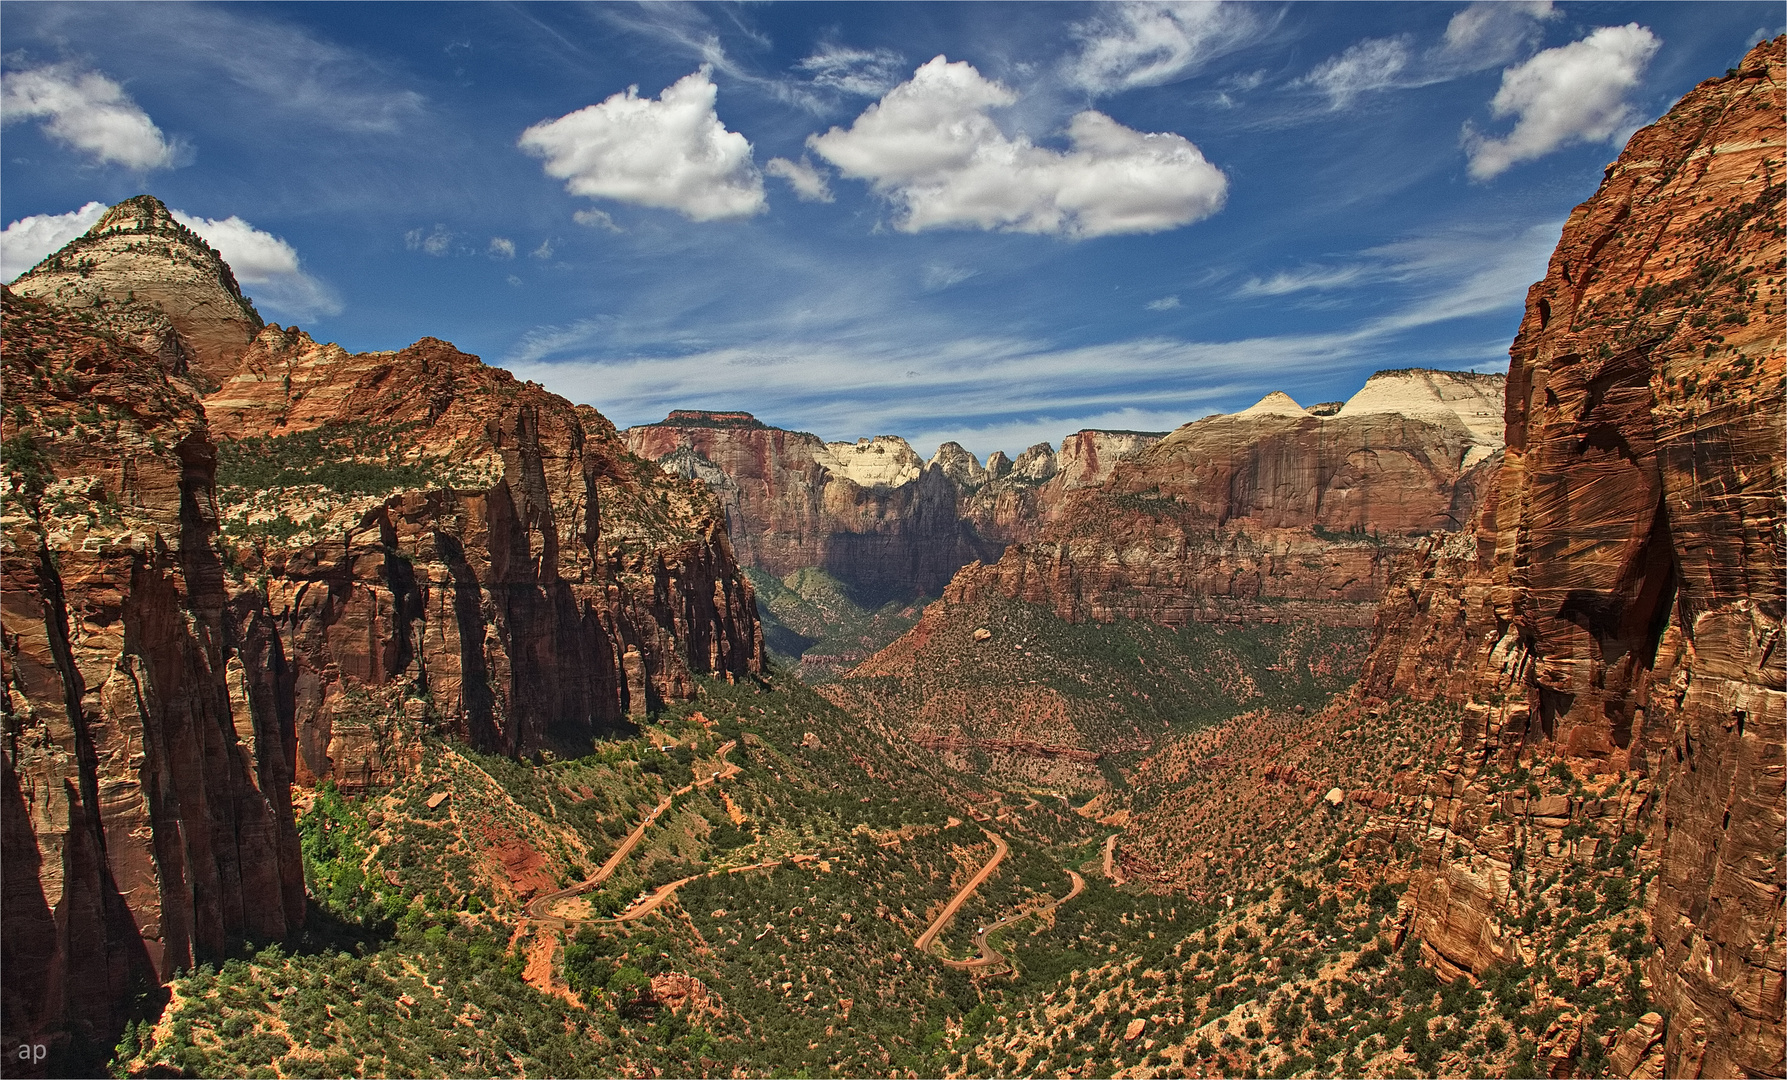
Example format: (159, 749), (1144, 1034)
(7, 196), (264, 389)
(938, 372), (1505, 630)
(0, 289), (304, 1071)
(827, 371), (1499, 785)
(1364, 39), (1785, 1078)
(1, 203), (766, 1068)
(624, 412), (999, 604)
(624, 416), (1175, 605)
(207, 330), (764, 788)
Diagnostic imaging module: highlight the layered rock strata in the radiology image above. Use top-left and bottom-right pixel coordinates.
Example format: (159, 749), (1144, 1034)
(625, 414), (1173, 607)
(7, 195), (264, 388)
(1361, 39), (1785, 1078)
(937, 369), (1505, 630)
(624, 412), (999, 604)
(211, 331), (763, 786)
(1, 288), (304, 1070)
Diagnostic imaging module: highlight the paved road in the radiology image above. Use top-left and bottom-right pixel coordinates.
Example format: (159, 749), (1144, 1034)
(936, 870), (1086, 971)
(914, 829), (1009, 955)
(526, 740), (737, 925)
(1103, 832), (1126, 886)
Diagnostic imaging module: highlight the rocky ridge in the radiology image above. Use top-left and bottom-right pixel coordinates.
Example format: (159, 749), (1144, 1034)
(8, 195), (265, 389)
(1, 287), (304, 1069)
(1360, 39), (1785, 1078)
(623, 414), (1169, 609)
(820, 368), (1502, 786)
(1, 198), (763, 1070)
(929, 368), (1506, 632)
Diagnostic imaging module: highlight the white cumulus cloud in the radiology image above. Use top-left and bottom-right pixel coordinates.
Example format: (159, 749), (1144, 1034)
(1065, 1), (1264, 95)
(764, 156), (834, 202)
(488, 236), (516, 258)
(518, 66), (765, 222)
(1465, 24), (1660, 180)
(1, 63), (180, 169)
(1, 201), (106, 281)
(808, 56), (1226, 238)
(171, 211), (342, 319)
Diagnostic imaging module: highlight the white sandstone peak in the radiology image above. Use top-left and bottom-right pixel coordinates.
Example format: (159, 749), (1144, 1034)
(1233, 391), (1307, 417)
(814, 436), (924, 488)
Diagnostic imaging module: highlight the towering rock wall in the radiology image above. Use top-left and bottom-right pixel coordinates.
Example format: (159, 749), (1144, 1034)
(624, 414), (1172, 606)
(1362, 39), (1785, 1078)
(1, 289), (305, 1070)
(212, 331), (763, 787)
(624, 412), (1000, 604)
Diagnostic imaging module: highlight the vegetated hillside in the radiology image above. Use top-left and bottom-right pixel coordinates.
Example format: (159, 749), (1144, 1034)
(114, 670), (1667, 1080)
(825, 594), (1364, 793)
(117, 671), (1184, 1078)
(747, 567), (929, 682)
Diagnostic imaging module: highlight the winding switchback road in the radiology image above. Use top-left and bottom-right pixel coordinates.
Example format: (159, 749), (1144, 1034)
(935, 870), (1086, 971)
(914, 829), (1009, 955)
(526, 740), (737, 925)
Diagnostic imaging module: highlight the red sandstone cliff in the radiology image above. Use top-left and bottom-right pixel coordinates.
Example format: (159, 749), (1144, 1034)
(1, 288), (305, 1070)
(938, 370), (1505, 630)
(1362, 39), (1785, 1078)
(207, 330), (762, 789)
(624, 411), (1000, 603)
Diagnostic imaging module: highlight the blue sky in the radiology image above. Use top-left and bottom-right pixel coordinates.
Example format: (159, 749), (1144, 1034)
(3, 2), (1778, 458)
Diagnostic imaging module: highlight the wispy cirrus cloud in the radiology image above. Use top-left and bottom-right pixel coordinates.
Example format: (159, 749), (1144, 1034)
(1063, 1), (1269, 95)
(1297, 2), (1561, 109)
(12, 4), (425, 134)
(503, 216), (1555, 457)
(795, 43), (906, 98)
(1235, 264), (1374, 297)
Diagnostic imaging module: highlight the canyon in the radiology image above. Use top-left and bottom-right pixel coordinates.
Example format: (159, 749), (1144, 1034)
(0, 34), (1781, 1080)
(622, 410), (1171, 606)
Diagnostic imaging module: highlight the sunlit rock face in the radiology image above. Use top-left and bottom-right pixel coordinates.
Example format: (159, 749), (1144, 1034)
(8, 195), (264, 389)
(933, 369), (1505, 632)
(1361, 38), (1785, 1079)
(625, 412), (1004, 605)
(2, 199), (765, 1070)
